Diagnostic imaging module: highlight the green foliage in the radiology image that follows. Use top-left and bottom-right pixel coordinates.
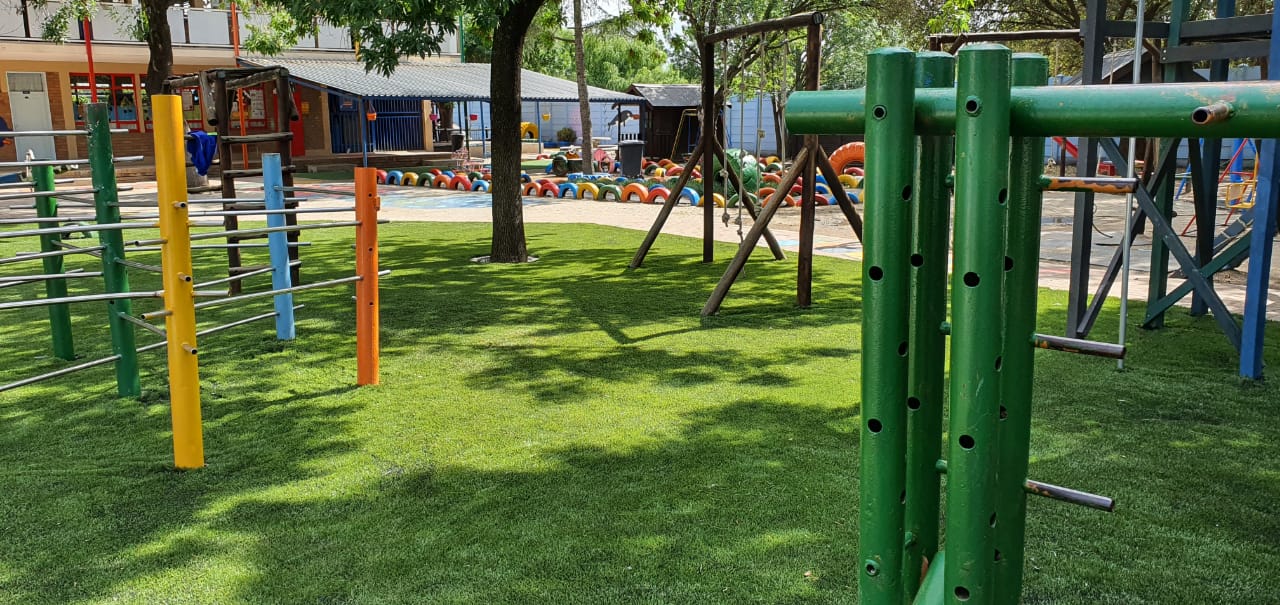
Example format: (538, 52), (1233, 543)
(555, 126), (577, 142)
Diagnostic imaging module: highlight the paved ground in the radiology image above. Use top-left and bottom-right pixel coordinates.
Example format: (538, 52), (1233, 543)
(4, 174), (1278, 322)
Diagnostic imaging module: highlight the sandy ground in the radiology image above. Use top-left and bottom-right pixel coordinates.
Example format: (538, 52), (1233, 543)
(3, 175), (1278, 322)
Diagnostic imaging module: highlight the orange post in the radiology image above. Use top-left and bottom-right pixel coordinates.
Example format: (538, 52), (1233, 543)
(355, 167), (380, 385)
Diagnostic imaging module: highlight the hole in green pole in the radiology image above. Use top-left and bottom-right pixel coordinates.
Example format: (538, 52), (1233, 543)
(898, 341), (909, 356)
(911, 253), (924, 267)
(872, 105), (887, 120)
(868, 418), (883, 433)
(959, 434), (975, 449)
(998, 187), (1008, 204)
(963, 272), (980, 287)
(1004, 256), (1014, 271)
(964, 96), (981, 115)
(869, 266), (884, 281)
(901, 184), (912, 200)
(955, 586), (971, 601)
(907, 396), (921, 410)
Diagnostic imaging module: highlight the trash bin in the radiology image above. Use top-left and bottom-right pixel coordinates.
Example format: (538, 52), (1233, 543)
(618, 140), (645, 178)
(450, 132), (466, 151)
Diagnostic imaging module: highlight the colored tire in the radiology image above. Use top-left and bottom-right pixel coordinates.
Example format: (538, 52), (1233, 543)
(558, 183), (578, 198)
(522, 182), (541, 196)
(472, 179), (490, 192)
(539, 182), (560, 197)
(450, 175), (472, 191)
(401, 172), (419, 186)
(829, 141), (866, 173)
(598, 184), (623, 201)
(577, 183), (600, 200)
(679, 187), (701, 206)
(645, 186), (670, 204)
(838, 174), (860, 190)
(621, 183), (649, 202)
(376, 169), (388, 184)
(762, 173), (782, 185)
(387, 171), (403, 185)
(433, 175), (452, 188)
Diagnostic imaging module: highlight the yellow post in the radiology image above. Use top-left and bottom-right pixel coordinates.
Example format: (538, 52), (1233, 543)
(153, 94), (205, 469)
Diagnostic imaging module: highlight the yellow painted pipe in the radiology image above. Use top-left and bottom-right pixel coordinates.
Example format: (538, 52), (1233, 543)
(153, 94), (205, 470)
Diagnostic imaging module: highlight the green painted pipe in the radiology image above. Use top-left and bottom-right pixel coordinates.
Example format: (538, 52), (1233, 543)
(914, 549), (947, 605)
(859, 47), (916, 605)
(785, 81), (1280, 138)
(945, 44), (1010, 605)
(88, 104), (140, 398)
(995, 53), (1049, 605)
(902, 50), (954, 604)
(33, 165), (76, 361)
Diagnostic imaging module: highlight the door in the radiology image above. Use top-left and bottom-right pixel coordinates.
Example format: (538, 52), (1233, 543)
(5, 72), (56, 160)
(289, 91), (306, 157)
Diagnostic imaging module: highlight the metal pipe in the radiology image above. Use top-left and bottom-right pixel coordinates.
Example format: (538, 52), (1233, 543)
(0, 290), (164, 311)
(0, 178), (74, 190)
(0, 271), (103, 282)
(1191, 101), (1234, 125)
(185, 221), (362, 242)
(0, 155), (142, 168)
(0, 187), (102, 202)
(115, 257), (164, 273)
(935, 460), (1115, 512)
(1032, 333), (1127, 359)
(785, 81), (1280, 138)
(183, 197), (268, 204)
(1039, 176), (1138, 194)
(125, 242), (313, 252)
(277, 185), (358, 197)
(0, 222), (155, 240)
(0, 245), (107, 265)
(0, 215), (101, 225)
(0, 353), (123, 393)
(859, 47), (916, 605)
(193, 271), (387, 310)
(195, 265), (275, 288)
(118, 312), (167, 337)
(0, 129), (128, 137)
(29, 164), (77, 360)
(264, 154), (297, 341)
(0, 268), (85, 289)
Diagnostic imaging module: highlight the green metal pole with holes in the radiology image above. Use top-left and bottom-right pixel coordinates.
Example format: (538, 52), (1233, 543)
(859, 47), (916, 605)
(33, 165), (76, 360)
(995, 53), (1049, 605)
(943, 44), (1011, 605)
(902, 50), (955, 602)
(88, 103), (140, 398)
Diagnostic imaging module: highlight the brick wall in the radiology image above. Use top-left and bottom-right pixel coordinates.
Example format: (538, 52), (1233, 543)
(299, 87), (326, 152)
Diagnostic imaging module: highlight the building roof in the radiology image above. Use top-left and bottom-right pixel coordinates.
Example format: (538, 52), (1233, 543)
(626, 84), (701, 108)
(240, 57), (641, 103)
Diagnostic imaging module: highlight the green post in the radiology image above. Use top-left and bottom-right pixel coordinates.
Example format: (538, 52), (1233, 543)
(860, 47), (916, 605)
(995, 53), (1049, 605)
(903, 50), (955, 602)
(1147, 0), (1188, 329)
(33, 165), (76, 360)
(88, 103), (140, 398)
(946, 44), (1011, 605)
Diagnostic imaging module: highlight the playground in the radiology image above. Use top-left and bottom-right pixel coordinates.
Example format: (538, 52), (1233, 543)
(5, 1), (1280, 603)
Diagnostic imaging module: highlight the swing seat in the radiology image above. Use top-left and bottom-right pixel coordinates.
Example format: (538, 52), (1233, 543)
(1224, 180), (1256, 209)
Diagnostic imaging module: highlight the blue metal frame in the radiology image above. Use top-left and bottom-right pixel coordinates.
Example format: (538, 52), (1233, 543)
(1240, 5), (1280, 379)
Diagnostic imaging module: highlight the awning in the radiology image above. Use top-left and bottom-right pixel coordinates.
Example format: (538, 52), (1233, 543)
(240, 57), (642, 103)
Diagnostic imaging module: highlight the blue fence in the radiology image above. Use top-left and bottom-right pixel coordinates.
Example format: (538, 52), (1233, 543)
(329, 96), (425, 153)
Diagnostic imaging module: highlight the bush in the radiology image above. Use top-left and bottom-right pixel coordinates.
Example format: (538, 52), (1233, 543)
(556, 127), (577, 144)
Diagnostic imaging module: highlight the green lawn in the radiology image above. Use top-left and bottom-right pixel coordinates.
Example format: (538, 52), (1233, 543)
(0, 222), (1277, 604)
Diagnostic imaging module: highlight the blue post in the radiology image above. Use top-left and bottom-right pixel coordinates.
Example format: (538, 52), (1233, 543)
(262, 153), (296, 340)
(1230, 139), (1245, 182)
(1240, 3), (1280, 379)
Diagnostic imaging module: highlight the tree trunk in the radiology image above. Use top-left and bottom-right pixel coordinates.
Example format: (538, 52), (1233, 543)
(573, 0), (593, 172)
(489, 0), (546, 262)
(141, 0), (174, 96)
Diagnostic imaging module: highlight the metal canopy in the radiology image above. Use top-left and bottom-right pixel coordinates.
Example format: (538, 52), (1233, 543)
(239, 57), (641, 103)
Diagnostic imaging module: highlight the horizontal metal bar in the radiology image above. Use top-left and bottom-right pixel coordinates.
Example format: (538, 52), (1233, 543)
(1191, 101), (1234, 125)
(0, 222), (156, 240)
(0, 271), (102, 282)
(194, 275), (364, 309)
(0, 215), (100, 225)
(1039, 176), (1138, 194)
(115, 257), (164, 273)
(190, 221), (228, 228)
(0, 179), (74, 190)
(0, 268), (87, 289)
(1032, 333), (1127, 359)
(196, 265), (275, 288)
(1163, 40), (1272, 63)
(0, 187), (100, 202)
(278, 185), (358, 197)
(1180, 13), (1273, 41)
(0, 245), (107, 265)
(0, 155), (141, 168)
(185, 221), (361, 242)
(1025, 479), (1116, 512)
(125, 242), (313, 253)
(0, 353), (123, 393)
(182, 207), (355, 218)
(118, 311), (167, 337)
(0, 290), (164, 311)
(184, 197), (268, 204)
(0, 129), (128, 137)
(786, 81), (1280, 138)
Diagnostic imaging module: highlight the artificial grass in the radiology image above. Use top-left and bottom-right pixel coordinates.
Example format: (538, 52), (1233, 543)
(0, 222), (1277, 604)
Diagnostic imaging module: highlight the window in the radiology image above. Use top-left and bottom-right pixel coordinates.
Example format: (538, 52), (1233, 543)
(70, 74), (142, 132)
(139, 81), (206, 130)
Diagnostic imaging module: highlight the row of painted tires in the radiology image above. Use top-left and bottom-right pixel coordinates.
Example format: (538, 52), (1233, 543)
(519, 179), (861, 207)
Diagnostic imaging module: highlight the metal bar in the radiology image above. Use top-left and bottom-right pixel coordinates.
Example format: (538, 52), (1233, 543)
(935, 460), (1116, 512)
(355, 166), (380, 384)
(264, 153), (297, 341)
(784, 81), (1280, 138)
(0, 353), (123, 393)
(0, 187), (102, 202)
(0, 245), (107, 265)
(859, 48), (916, 605)
(0, 268), (85, 289)
(0, 271), (102, 282)
(1239, 5), (1279, 379)
(153, 93), (205, 470)
(125, 242), (313, 252)
(1190, 135), (1215, 317)
(163, 207), (354, 218)
(0, 215), (101, 225)
(0, 178), (73, 190)
(1039, 175), (1138, 194)
(1032, 333), (1127, 359)
(196, 265), (275, 289)
(0, 129), (128, 137)
(88, 103), (141, 399)
(1163, 40), (1272, 63)
(0, 290), (164, 311)
(115, 257), (164, 273)
(701, 42), (715, 264)
(0, 155), (141, 168)
(1180, 13), (1272, 40)
(1192, 101), (1235, 125)
(193, 274), (363, 310)
(118, 311), (166, 337)
(0, 222), (155, 240)
(185, 221), (361, 242)
(929, 29), (1081, 46)
(902, 50), (954, 602)
(30, 164), (77, 361)
(277, 185), (358, 197)
(183, 197), (269, 204)
(946, 44), (1011, 605)
(704, 12), (822, 44)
